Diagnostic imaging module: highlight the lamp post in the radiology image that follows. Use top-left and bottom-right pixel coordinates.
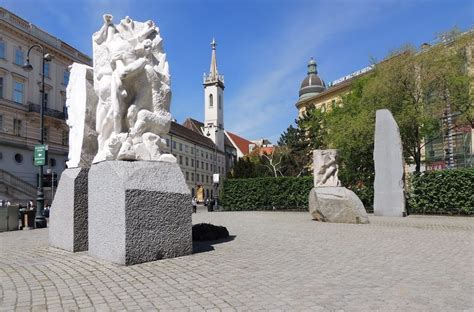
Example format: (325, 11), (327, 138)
(23, 44), (52, 229)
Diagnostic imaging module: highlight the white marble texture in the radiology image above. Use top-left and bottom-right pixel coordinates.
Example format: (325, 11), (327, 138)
(65, 63), (98, 168)
(92, 14), (172, 163)
(313, 149), (341, 187)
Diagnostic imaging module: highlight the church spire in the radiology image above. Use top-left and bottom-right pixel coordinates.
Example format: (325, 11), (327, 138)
(204, 38), (224, 87)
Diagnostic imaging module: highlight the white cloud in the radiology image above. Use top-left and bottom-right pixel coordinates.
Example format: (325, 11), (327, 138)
(225, 1), (393, 141)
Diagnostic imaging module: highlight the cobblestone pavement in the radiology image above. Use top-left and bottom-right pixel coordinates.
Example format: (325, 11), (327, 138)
(0, 210), (473, 311)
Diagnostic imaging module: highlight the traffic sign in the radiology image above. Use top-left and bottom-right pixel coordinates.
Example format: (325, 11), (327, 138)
(34, 144), (47, 166)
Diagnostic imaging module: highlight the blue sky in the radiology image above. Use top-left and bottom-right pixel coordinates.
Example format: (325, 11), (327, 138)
(3, 0), (473, 143)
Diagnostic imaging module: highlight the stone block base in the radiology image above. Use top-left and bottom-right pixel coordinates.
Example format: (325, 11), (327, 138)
(309, 187), (369, 224)
(88, 161), (192, 265)
(49, 168), (89, 252)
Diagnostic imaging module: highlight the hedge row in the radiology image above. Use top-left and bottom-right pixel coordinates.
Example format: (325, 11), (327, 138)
(408, 168), (473, 215)
(221, 168), (473, 215)
(221, 177), (313, 211)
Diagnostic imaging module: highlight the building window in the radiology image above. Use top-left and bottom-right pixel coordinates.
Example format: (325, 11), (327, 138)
(206, 175), (209, 183)
(0, 77), (3, 98)
(191, 147), (194, 155)
(201, 174), (204, 183)
(196, 174), (199, 182)
(62, 130), (69, 145)
(191, 159), (194, 167)
(63, 70), (70, 85)
(13, 81), (24, 103)
(165, 138), (169, 147)
(44, 63), (50, 78)
(185, 172), (189, 180)
(209, 94), (213, 107)
(14, 47), (24, 66)
(14, 153), (23, 163)
(201, 151), (204, 157)
(206, 152), (208, 159)
(218, 94), (222, 109)
(185, 157), (189, 166)
(206, 163), (209, 171)
(191, 188), (195, 197)
(0, 41), (5, 59)
(172, 141), (176, 149)
(201, 161), (204, 169)
(49, 158), (56, 167)
(191, 173), (194, 181)
(179, 143), (183, 151)
(185, 145), (189, 153)
(196, 161), (199, 169)
(13, 119), (22, 136)
(179, 155), (183, 165)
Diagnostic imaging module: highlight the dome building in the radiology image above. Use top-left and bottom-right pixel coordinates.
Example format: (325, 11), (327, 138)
(297, 57), (326, 105)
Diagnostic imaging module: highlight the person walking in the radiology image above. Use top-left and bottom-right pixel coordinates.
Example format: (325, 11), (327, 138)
(191, 197), (197, 213)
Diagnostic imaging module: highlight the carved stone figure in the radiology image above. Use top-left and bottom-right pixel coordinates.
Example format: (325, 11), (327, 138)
(309, 149), (368, 224)
(92, 14), (172, 162)
(314, 149), (341, 187)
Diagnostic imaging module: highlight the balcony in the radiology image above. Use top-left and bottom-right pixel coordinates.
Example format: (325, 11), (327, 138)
(28, 103), (65, 120)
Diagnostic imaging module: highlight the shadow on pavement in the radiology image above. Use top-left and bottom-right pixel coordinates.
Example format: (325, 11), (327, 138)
(192, 235), (236, 254)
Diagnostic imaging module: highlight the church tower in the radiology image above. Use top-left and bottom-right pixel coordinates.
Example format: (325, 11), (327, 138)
(203, 38), (225, 152)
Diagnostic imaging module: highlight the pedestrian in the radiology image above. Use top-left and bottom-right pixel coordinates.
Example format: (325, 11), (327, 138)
(209, 196), (215, 212)
(191, 197), (197, 213)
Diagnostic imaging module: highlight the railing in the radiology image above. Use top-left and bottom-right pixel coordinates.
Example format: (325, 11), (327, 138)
(0, 169), (37, 197)
(28, 103), (65, 120)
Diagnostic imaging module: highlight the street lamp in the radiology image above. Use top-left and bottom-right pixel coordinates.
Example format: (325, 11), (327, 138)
(23, 44), (52, 229)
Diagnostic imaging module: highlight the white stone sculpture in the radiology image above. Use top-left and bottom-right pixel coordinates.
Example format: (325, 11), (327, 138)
(92, 14), (172, 163)
(314, 149), (341, 187)
(309, 149), (368, 224)
(65, 63), (98, 168)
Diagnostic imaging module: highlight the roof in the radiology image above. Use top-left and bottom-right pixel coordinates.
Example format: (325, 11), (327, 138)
(170, 121), (216, 149)
(225, 131), (253, 155)
(182, 118), (204, 134)
(181, 118), (235, 149)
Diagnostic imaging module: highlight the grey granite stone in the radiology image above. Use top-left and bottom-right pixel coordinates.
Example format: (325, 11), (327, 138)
(88, 161), (192, 265)
(49, 168), (89, 252)
(373, 109), (406, 217)
(309, 187), (369, 224)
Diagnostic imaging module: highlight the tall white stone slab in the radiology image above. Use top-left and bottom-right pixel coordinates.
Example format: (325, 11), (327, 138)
(66, 63), (98, 168)
(373, 109), (406, 217)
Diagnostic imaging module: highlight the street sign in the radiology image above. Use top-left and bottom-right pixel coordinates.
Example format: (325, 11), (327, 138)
(34, 144), (47, 166)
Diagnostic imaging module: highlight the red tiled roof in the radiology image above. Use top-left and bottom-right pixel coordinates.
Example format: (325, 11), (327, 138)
(258, 146), (275, 155)
(226, 131), (253, 155)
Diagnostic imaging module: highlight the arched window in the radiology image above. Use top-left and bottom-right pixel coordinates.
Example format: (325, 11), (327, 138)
(209, 94), (213, 107)
(218, 94), (222, 109)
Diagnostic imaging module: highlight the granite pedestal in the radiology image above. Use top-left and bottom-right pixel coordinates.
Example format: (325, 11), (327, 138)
(88, 161), (192, 265)
(49, 168), (89, 252)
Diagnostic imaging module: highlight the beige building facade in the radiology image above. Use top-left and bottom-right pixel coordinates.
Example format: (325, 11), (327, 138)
(0, 7), (91, 202)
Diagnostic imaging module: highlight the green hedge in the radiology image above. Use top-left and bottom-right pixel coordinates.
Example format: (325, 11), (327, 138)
(221, 177), (313, 211)
(221, 168), (473, 215)
(408, 168), (473, 215)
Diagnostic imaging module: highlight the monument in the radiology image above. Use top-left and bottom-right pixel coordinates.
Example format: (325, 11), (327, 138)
(49, 63), (97, 252)
(50, 14), (192, 264)
(308, 150), (369, 224)
(373, 109), (406, 217)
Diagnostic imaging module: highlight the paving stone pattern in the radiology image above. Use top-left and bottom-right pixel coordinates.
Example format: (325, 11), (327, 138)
(0, 209), (473, 311)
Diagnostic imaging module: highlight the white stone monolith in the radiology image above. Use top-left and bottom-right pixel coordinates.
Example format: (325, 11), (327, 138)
(373, 109), (406, 217)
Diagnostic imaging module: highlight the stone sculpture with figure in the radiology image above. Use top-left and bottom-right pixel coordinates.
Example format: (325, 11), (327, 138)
(50, 14), (192, 265)
(309, 149), (369, 224)
(92, 14), (172, 163)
